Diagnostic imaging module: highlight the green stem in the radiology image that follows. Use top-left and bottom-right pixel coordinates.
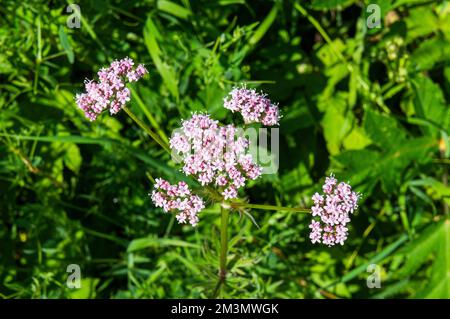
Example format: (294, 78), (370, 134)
(219, 205), (229, 281)
(440, 141), (448, 215)
(122, 106), (171, 153)
(129, 87), (169, 145)
(212, 205), (229, 297)
(230, 202), (310, 213)
(42, 51), (67, 62)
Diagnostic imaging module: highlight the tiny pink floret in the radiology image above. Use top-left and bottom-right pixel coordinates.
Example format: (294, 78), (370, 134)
(223, 86), (281, 126)
(169, 114), (263, 200)
(75, 57), (148, 121)
(309, 174), (360, 246)
(150, 178), (204, 227)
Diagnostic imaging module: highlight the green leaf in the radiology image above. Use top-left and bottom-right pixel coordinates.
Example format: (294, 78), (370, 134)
(311, 0), (355, 10)
(378, 137), (435, 192)
(58, 26), (74, 64)
(63, 143), (82, 173)
(395, 218), (450, 298)
(363, 109), (407, 150)
(371, 279), (411, 299)
(157, 0), (192, 20)
(405, 7), (438, 42)
(397, 221), (444, 277)
(317, 39), (346, 67)
(334, 137), (435, 193)
(412, 76), (449, 133)
(68, 278), (100, 299)
(127, 236), (200, 252)
(335, 234), (409, 286)
(279, 99), (315, 133)
(248, 5), (278, 46)
(393, 0), (436, 8)
(143, 17), (179, 100)
(343, 127), (372, 150)
(320, 95), (353, 155)
(333, 149), (380, 194)
(427, 179), (450, 206)
(411, 38), (450, 71)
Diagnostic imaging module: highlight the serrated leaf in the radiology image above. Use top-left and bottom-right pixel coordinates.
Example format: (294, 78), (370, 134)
(421, 219), (450, 298)
(405, 7), (438, 42)
(412, 76), (449, 134)
(411, 38), (450, 71)
(333, 149), (380, 193)
(363, 109), (407, 150)
(334, 136), (435, 193)
(396, 219), (450, 298)
(396, 221), (444, 277)
(379, 137), (435, 193)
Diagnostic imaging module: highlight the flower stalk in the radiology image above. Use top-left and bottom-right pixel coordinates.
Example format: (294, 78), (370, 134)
(212, 204), (230, 298)
(122, 106), (171, 153)
(129, 86), (170, 145)
(219, 205), (229, 281)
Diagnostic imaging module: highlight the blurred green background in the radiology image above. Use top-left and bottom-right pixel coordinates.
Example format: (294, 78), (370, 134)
(0, 0), (449, 298)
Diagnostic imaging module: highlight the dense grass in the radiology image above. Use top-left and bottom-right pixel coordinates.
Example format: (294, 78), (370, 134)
(0, 0), (449, 298)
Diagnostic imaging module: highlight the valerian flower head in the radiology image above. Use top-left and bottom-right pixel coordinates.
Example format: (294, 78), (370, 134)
(169, 113), (262, 200)
(75, 57), (147, 121)
(309, 174), (360, 246)
(150, 178), (204, 227)
(223, 86), (281, 126)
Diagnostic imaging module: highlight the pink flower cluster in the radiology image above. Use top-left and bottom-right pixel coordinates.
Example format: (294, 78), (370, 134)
(309, 174), (360, 246)
(75, 57), (147, 121)
(224, 87), (280, 126)
(150, 178), (205, 226)
(170, 114), (262, 200)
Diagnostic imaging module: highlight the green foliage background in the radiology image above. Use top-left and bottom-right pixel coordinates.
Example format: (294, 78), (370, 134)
(0, 0), (449, 298)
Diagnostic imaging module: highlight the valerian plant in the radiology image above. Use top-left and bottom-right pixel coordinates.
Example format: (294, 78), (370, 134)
(1, 0), (447, 299)
(75, 57), (360, 297)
